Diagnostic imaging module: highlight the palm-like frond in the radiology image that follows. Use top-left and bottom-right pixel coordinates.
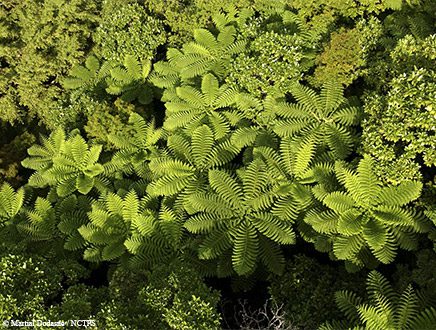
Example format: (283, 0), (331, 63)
(306, 155), (425, 266)
(269, 81), (361, 163)
(185, 161), (295, 275)
(322, 271), (436, 330)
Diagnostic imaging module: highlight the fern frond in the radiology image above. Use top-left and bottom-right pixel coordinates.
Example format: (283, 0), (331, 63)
(232, 222), (258, 275)
(377, 181), (422, 206)
(337, 209), (365, 236)
(304, 209), (339, 234)
(395, 285), (419, 329)
(251, 212), (295, 245)
(333, 235), (364, 260)
(0, 183), (25, 219)
(191, 125), (214, 168)
(335, 290), (363, 323)
(294, 137), (316, 176)
(208, 170), (243, 209)
(258, 235), (285, 275)
(147, 175), (195, 197)
(184, 213), (222, 234)
(198, 228), (233, 260)
(188, 192), (233, 217)
(411, 307), (436, 330)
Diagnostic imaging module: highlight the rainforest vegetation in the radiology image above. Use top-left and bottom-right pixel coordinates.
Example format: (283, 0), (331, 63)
(0, 0), (435, 328)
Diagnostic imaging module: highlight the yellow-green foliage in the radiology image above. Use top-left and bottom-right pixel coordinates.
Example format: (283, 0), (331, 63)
(305, 156), (428, 269)
(313, 18), (383, 86)
(361, 34), (436, 184)
(286, 0), (403, 35)
(0, 0), (101, 127)
(93, 0), (166, 62)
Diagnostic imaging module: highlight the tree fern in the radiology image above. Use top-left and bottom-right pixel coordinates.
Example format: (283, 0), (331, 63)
(22, 130), (107, 197)
(0, 183), (25, 223)
(185, 160), (295, 275)
(17, 197), (56, 241)
(106, 112), (165, 179)
(21, 129), (66, 188)
(305, 156), (428, 266)
(270, 81), (361, 162)
(77, 190), (184, 264)
(62, 55), (114, 90)
(105, 55), (155, 104)
(320, 271), (436, 330)
(252, 138), (335, 222)
(163, 24), (246, 81)
(64, 54), (154, 104)
(147, 124), (240, 214)
(56, 194), (91, 251)
(163, 73), (241, 137)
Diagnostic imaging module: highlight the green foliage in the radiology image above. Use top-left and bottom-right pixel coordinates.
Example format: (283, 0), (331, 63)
(185, 160), (296, 275)
(269, 254), (366, 329)
(21, 129), (107, 196)
(147, 123), (240, 213)
(142, 0), (254, 47)
(82, 191), (184, 267)
(251, 138), (333, 223)
(286, 0), (403, 36)
(270, 81), (361, 160)
(106, 56), (154, 104)
(93, 0), (166, 62)
(226, 11), (317, 97)
(313, 18), (383, 87)
(0, 182), (24, 224)
(361, 34), (436, 184)
(0, 252), (99, 320)
(97, 261), (221, 329)
(161, 74), (241, 135)
(0, 131), (36, 186)
(107, 112), (164, 178)
(153, 9), (318, 98)
(305, 156), (429, 267)
(0, 0), (100, 127)
(64, 54), (155, 105)
(393, 249), (436, 305)
(62, 55), (116, 94)
(81, 98), (137, 146)
(320, 270), (436, 330)
(2, 1), (436, 327)
(152, 25), (246, 90)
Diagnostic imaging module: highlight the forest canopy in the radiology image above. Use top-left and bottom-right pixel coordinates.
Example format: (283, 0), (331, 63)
(0, 0), (435, 328)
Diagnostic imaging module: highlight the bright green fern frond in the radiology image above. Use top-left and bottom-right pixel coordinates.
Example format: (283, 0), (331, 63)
(208, 170), (244, 209)
(191, 125), (214, 168)
(0, 183), (25, 220)
(333, 235), (364, 261)
(289, 82), (323, 114)
(251, 212), (295, 245)
(355, 156), (381, 204)
(395, 285), (419, 329)
(198, 227), (233, 260)
(377, 181), (423, 207)
(320, 80), (346, 114)
(188, 192), (234, 217)
(366, 271), (398, 303)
